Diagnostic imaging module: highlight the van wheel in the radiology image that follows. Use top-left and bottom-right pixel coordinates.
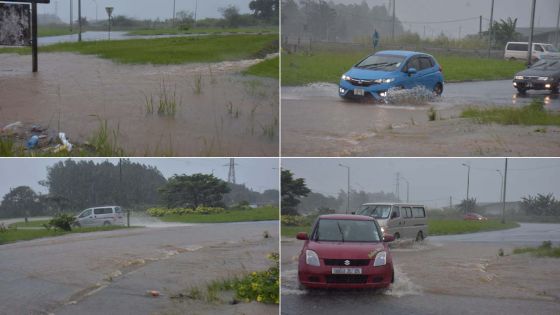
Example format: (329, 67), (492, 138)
(103, 221), (111, 226)
(416, 231), (424, 242)
(433, 83), (443, 96)
(394, 233), (400, 240)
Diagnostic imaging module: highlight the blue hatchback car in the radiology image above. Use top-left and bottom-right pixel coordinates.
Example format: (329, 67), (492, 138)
(339, 50), (444, 100)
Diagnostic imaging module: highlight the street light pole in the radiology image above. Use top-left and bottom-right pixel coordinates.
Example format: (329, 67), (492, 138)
(487, 0), (494, 58)
(501, 159), (508, 224)
(78, 0), (81, 42)
(339, 163), (350, 214)
(391, 0), (396, 41)
(461, 163), (471, 214)
(496, 170), (503, 203)
(172, 0), (176, 26)
(528, 0), (537, 66)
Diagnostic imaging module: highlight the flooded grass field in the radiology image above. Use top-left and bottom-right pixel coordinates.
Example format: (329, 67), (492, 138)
(0, 51), (279, 156)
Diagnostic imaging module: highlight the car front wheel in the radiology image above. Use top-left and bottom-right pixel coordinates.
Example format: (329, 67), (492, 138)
(433, 83), (443, 96)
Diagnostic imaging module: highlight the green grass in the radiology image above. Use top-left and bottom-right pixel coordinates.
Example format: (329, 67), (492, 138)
(281, 51), (526, 86)
(8, 220), (50, 228)
(0, 34), (278, 65)
(428, 219), (519, 236)
(513, 241), (560, 257)
(461, 100), (560, 126)
(281, 224), (311, 238)
(160, 206), (279, 224)
(127, 26), (277, 36)
(0, 226), (129, 245)
(244, 56), (279, 79)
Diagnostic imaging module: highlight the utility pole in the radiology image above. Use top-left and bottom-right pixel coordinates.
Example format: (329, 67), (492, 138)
(395, 172), (400, 202)
(496, 170), (504, 203)
(501, 159), (508, 224)
(32, 1), (38, 72)
(528, 0), (537, 66)
(78, 0), (81, 42)
(404, 179), (409, 203)
(449, 196), (453, 210)
(479, 15), (482, 38)
(226, 158), (237, 184)
(556, 0), (560, 48)
(194, 0), (198, 27)
(70, 0), (73, 31)
(487, 0), (494, 58)
(172, 0), (176, 26)
(339, 164), (350, 214)
(392, 0), (396, 41)
(461, 163), (471, 214)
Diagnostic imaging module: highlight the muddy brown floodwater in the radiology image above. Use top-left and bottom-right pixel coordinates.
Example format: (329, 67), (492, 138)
(281, 236), (560, 315)
(0, 53), (278, 156)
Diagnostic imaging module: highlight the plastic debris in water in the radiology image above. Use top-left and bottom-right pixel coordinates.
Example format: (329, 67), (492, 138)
(146, 290), (160, 297)
(58, 132), (73, 152)
(26, 135), (39, 149)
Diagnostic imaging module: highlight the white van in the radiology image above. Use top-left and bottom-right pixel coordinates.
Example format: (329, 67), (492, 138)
(75, 206), (125, 227)
(504, 42), (560, 61)
(357, 203), (427, 241)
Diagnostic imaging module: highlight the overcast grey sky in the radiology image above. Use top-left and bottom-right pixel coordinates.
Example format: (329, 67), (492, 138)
(282, 158), (560, 208)
(0, 158), (279, 197)
(37, 0), (253, 22)
(320, 0), (558, 39)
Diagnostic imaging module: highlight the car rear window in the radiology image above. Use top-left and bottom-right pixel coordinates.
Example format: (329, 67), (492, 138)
(314, 219), (381, 242)
(94, 207), (113, 215)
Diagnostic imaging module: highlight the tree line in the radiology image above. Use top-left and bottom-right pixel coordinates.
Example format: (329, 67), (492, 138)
(0, 160), (278, 218)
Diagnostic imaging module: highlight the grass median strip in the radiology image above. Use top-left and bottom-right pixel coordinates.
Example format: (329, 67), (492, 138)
(244, 56), (279, 79)
(513, 241), (560, 257)
(461, 99), (560, 126)
(281, 218), (519, 238)
(0, 34), (278, 65)
(160, 206), (279, 224)
(281, 51), (525, 86)
(127, 26), (277, 36)
(0, 226), (130, 245)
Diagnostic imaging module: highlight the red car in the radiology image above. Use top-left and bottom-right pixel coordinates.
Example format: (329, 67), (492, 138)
(464, 213), (488, 221)
(297, 214), (395, 289)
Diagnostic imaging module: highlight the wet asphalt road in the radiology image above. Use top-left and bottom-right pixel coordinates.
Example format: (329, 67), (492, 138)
(281, 223), (560, 315)
(281, 81), (560, 156)
(0, 221), (278, 315)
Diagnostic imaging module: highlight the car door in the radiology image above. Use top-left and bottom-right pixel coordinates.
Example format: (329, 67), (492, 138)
(401, 56), (421, 89)
(78, 209), (93, 227)
(418, 57), (437, 89)
(388, 205), (404, 237)
(401, 206), (413, 238)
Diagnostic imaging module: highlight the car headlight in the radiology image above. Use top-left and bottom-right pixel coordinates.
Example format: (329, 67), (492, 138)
(514, 75), (524, 80)
(538, 76), (550, 81)
(373, 251), (387, 267)
(380, 227), (385, 233)
(341, 74), (351, 81)
(374, 78), (395, 84)
(306, 250), (320, 266)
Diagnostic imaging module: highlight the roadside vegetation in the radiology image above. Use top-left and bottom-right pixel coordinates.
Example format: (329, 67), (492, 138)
(0, 213), (130, 245)
(244, 56), (279, 79)
(176, 252), (279, 304)
(127, 26), (277, 36)
(0, 34), (278, 65)
(281, 51), (525, 86)
(38, 26), (77, 37)
(461, 99), (560, 126)
(513, 241), (560, 258)
(155, 206), (278, 223)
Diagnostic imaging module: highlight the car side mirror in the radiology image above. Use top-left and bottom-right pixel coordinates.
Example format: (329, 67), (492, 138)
(296, 232), (309, 240)
(383, 234), (395, 242)
(407, 67), (417, 75)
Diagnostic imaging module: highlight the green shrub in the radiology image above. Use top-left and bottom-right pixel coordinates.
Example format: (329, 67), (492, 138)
(146, 206), (225, 217)
(47, 213), (76, 231)
(281, 215), (306, 226)
(229, 252), (279, 304)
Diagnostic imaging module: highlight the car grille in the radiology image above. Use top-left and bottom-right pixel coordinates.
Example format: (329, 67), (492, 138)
(348, 78), (377, 87)
(324, 259), (370, 266)
(326, 275), (368, 284)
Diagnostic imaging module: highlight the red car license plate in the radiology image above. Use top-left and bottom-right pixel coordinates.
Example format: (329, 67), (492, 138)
(332, 267), (362, 274)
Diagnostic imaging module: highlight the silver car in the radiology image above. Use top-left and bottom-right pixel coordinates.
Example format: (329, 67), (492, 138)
(75, 206), (125, 227)
(357, 203), (427, 241)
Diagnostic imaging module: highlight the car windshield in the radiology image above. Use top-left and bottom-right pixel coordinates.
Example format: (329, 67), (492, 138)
(531, 59), (560, 70)
(314, 219), (381, 242)
(543, 45), (559, 52)
(355, 54), (405, 71)
(357, 205), (392, 219)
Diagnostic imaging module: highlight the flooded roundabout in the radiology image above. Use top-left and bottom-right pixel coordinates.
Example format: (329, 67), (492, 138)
(281, 224), (560, 315)
(0, 52), (279, 156)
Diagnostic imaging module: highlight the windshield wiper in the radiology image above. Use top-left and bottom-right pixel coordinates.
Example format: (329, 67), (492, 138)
(336, 222), (345, 242)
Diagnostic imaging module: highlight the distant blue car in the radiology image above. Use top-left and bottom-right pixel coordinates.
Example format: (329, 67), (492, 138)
(339, 50), (444, 100)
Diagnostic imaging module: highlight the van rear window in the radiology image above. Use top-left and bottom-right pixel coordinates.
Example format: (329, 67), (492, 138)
(413, 207), (425, 218)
